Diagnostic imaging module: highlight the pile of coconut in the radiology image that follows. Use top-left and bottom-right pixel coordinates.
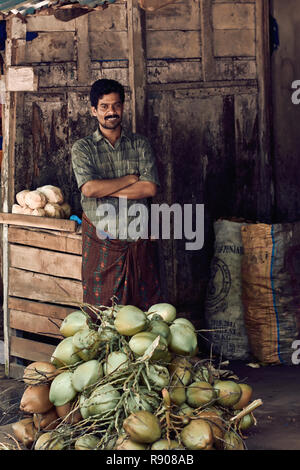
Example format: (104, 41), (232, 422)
(10, 302), (262, 451)
(12, 185), (71, 219)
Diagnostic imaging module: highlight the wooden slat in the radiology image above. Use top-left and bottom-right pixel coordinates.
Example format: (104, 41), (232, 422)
(214, 30), (255, 57)
(90, 31), (128, 60)
(8, 227), (82, 255)
(24, 32), (76, 63)
(25, 15), (76, 32)
(9, 267), (83, 305)
(212, 3), (255, 30)
(146, 30), (201, 59)
(0, 213), (77, 232)
(8, 297), (76, 320)
(127, 0), (147, 135)
(9, 244), (82, 280)
(89, 5), (127, 32)
(146, 1), (200, 31)
(76, 14), (91, 84)
(10, 336), (56, 362)
(10, 310), (63, 338)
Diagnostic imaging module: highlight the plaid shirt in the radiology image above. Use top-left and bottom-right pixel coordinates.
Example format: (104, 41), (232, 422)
(71, 127), (160, 240)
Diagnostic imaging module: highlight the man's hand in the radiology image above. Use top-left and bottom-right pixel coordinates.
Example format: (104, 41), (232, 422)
(81, 174), (139, 198)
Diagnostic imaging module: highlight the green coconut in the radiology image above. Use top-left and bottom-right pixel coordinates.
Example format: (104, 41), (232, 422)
(186, 381), (216, 408)
(181, 419), (214, 450)
(169, 378), (186, 406)
(49, 371), (77, 407)
(103, 351), (129, 375)
(214, 380), (242, 408)
(147, 318), (171, 344)
(126, 388), (156, 414)
(169, 323), (198, 356)
(72, 360), (103, 393)
(123, 410), (161, 444)
(168, 357), (192, 386)
(79, 393), (90, 420)
(223, 431), (245, 450)
(172, 317), (196, 331)
(238, 413), (255, 431)
(72, 328), (101, 361)
(51, 337), (81, 368)
(74, 435), (101, 450)
(34, 432), (65, 450)
(146, 364), (170, 389)
(151, 439), (184, 450)
(60, 310), (88, 337)
(147, 303), (177, 322)
(86, 384), (121, 417)
(129, 331), (169, 361)
(114, 305), (148, 336)
(115, 435), (148, 450)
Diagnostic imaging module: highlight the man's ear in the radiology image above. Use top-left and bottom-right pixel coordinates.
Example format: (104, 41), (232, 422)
(91, 106), (97, 117)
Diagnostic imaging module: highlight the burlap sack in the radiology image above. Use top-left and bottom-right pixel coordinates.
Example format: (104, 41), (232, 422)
(205, 220), (250, 361)
(241, 222), (300, 364)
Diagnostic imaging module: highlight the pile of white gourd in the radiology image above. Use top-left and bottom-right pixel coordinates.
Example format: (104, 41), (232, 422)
(12, 185), (71, 219)
(11, 303), (257, 451)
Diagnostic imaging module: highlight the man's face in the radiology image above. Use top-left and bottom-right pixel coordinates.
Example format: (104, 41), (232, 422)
(91, 92), (124, 131)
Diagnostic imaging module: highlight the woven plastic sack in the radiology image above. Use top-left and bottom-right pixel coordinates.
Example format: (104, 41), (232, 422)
(241, 222), (300, 364)
(205, 220), (250, 360)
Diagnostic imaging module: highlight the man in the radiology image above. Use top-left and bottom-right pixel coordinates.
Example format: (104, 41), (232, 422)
(71, 79), (162, 314)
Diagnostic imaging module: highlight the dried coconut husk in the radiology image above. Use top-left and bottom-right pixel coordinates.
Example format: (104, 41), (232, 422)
(33, 408), (59, 431)
(20, 384), (53, 414)
(23, 361), (59, 385)
(56, 402), (82, 425)
(12, 417), (38, 448)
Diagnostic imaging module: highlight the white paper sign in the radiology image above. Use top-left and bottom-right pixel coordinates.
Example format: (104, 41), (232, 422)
(6, 66), (38, 92)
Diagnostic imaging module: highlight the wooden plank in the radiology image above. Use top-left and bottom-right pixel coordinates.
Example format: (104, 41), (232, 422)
(10, 336), (56, 363)
(8, 267), (83, 306)
(146, 1), (200, 31)
(89, 5), (127, 32)
(8, 297), (75, 320)
(0, 213), (77, 232)
(10, 310), (63, 338)
(146, 30), (201, 59)
(214, 30), (255, 57)
(200, 0), (216, 81)
(9, 244), (82, 280)
(212, 3), (255, 30)
(24, 32), (76, 63)
(89, 31), (128, 60)
(76, 14), (91, 84)
(26, 15), (76, 32)
(7, 363), (25, 380)
(2, 26), (19, 376)
(255, 0), (272, 221)
(127, 0), (147, 134)
(147, 59), (203, 84)
(8, 227), (82, 255)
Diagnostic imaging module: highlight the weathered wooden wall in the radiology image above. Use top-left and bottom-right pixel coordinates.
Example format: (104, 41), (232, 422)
(2, 0), (272, 324)
(270, 0), (300, 223)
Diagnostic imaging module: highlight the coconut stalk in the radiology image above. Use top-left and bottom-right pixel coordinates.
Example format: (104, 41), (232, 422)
(229, 399), (263, 424)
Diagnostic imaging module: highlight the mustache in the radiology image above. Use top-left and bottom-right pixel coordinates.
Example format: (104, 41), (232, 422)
(105, 114), (120, 120)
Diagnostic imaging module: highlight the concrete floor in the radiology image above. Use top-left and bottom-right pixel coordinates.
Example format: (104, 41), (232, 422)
(1, 361), (300, 450)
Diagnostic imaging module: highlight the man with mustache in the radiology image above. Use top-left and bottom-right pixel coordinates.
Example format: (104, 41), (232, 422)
(71, 79), (161, 317)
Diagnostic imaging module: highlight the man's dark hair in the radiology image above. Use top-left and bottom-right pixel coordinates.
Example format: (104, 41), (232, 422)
(90, 79), (125, 108)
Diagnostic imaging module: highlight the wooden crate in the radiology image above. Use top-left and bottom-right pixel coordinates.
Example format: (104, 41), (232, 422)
(1, 215), (83, 378)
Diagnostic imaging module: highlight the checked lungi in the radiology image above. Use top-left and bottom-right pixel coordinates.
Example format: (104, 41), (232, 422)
(81, 213), (162, 318)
